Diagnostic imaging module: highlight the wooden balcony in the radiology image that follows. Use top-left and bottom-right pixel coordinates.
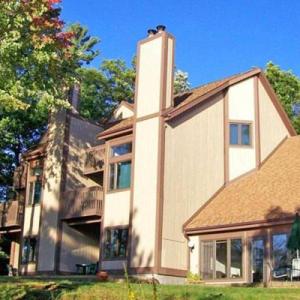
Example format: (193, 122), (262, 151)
(0, 200), (22, 229)
(61, 186), (103, 220)
(83, 145), (105, 175)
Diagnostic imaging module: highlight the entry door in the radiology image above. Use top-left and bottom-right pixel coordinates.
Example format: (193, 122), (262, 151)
(251, 238), (264, 283)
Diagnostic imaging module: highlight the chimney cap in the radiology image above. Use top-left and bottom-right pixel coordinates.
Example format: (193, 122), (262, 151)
(156, 25), (166, 32)
(147, 29), (157, 37)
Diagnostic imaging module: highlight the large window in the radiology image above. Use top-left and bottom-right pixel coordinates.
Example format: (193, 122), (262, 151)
(200, 238), (243, 280)
(22, 237), (37, 264)
(28, 181), (42, 205)
(104, 227), (128, 259)
(108, 140), (132, 191)
(27, 160), (43, 205)
(230, 122), (251, 146)
(272, 233), (289, 269)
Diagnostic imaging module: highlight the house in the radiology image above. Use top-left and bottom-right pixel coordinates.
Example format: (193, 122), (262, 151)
(0, 26), (298, 284)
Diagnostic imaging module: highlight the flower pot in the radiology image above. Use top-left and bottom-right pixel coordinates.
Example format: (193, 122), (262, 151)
(97, 271), (108, 281)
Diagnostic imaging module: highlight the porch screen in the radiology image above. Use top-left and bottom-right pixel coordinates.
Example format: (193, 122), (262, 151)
(201, 241), (214, 279)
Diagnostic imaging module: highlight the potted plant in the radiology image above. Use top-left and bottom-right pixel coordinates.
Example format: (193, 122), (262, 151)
(97, 271), (108, 281)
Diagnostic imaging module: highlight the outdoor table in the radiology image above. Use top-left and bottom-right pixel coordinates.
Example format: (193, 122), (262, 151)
(76, 263), (88, 275)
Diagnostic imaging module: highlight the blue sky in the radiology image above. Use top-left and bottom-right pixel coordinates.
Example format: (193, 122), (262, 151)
(61, 0), (300, 87)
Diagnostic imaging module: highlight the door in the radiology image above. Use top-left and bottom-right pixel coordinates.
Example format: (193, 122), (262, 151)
(251, 238), (265, 282)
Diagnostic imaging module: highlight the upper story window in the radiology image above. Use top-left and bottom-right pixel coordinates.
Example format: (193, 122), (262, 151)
(108, 140), (132, 191)
(27, 160), (43, 205)
(111, 143), (132, 157)
(230, 122), (251, 146)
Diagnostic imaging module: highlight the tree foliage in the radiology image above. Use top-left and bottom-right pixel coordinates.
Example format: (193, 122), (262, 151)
(78, 59), (135, 122)
(265, 62), (300, 133)
(174, 70), (191, 94)
(0, 0), (98, 192)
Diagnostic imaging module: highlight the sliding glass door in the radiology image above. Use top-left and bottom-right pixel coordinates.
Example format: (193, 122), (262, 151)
(200, 238), (243, 280)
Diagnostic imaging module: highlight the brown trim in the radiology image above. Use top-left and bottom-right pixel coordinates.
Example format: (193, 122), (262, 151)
(224, 90), (229, 184)
(258, 73), (296, 136)
(254, 76), (261, 167)
(186, 217), (294, 235)
(98, 127), (133, 140)
(136, 112), (160, 123)
(166, 68), (262, 120)
(158, 267), (187, 277)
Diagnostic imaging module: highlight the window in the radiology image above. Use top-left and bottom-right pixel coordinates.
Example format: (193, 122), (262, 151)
(27, 159), (43, 205)
(272, 233), (289, 269)
(108, 141), (132, 191)
(28, 181), (42, 205)
(22, 237), (37, 264)
(200, 238), (243, 280)
(231, 239), (243, 278)
(216, 240), (227, 279)
(229, 122), (251, 146)
(111, 143), (132, 157)
(110, 161), (131, 190)
(104, 228), (128, 259)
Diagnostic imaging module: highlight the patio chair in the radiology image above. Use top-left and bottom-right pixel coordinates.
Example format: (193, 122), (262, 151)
(290, 258), (300, 281)
(267, 262), (289, 280)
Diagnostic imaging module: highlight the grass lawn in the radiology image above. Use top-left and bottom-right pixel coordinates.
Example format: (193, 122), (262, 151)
(0, 277), (300, 300)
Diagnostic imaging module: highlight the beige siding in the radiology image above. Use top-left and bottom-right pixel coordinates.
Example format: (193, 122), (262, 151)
(162, 94), (225, 270)
(258, 80), (290, 161)
(113, 104), (134, 120)
(65, 116), (102, 191)
(104, 190), (131, 227)
(20, 263), (36, 274)
(189, 236), (199, 274)
(102, 260), (126, 270)
(228, 78), (256, 180)
(59, 223), (99, 273)
(37, 110), (66, 272)
(136, 38), (162, 118)
(23, 205), (41, 236)
(130, 117), (160, 268)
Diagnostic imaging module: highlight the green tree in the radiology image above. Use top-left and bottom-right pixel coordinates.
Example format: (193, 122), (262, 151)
(174, 69), (191, 94)
(265, 62), (300, 133)
(78, 59), (135, 122)
(0, 0), (99, 195)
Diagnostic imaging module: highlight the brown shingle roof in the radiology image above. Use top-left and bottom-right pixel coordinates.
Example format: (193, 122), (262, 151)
(97, 117), (134, 139)
(168, 68), (262, 119)
(184, 136), (300, 233)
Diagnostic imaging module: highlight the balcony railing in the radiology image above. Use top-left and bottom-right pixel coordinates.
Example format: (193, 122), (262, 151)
(83, 145), (105, 175)
(61, 186), (103, 220)
(0, 200), (22, 228)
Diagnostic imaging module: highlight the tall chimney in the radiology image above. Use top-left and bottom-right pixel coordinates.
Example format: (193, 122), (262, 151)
(129, 27), (175, 270)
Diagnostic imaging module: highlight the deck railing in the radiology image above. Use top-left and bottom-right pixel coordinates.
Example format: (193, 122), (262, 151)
(61, 186), (103, 220)
(83, 145), (105, 175)
(0, 200), (21, 228)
